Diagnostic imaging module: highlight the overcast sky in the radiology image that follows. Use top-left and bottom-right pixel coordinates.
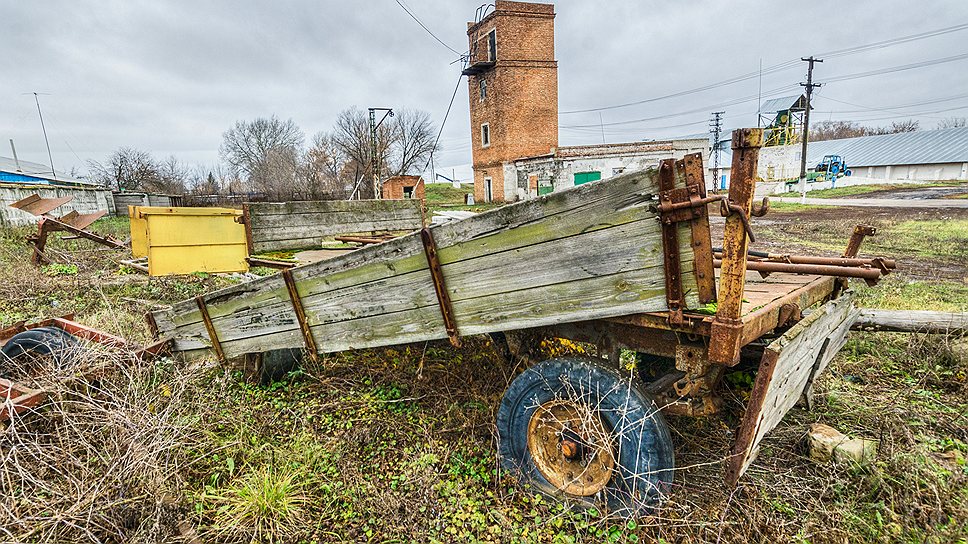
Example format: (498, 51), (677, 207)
(3, 0), (967, 181)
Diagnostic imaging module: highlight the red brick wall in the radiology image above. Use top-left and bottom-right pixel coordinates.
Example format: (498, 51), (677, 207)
(467, 1), (557, 202)
(382, 175), (425, 200)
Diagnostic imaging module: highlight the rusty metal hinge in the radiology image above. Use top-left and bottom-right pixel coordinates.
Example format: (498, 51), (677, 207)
(420, 227), (461, 347)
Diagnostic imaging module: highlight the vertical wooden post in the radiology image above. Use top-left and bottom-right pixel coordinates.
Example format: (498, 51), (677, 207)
(708, 128), (763, 366)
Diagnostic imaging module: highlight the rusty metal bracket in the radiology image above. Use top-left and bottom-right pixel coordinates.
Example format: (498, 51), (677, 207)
(195, 296), (226, 363)
(834, 225), (878, 296)
(657, 159), (686, 325)
(282, 268), (320, 363)
(681, 154), (717, 304)
(420, 227), (461, 347)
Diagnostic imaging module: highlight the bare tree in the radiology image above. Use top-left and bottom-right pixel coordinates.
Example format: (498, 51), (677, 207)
(220, 116), (304, 198)
(329, 107), (437, 198)
(811, 119), (921, 141)
(885, 119), (919, 133)
(154, 155), (190, 194)
(88, 147), (161, 192)
(388, 109), (437, 176)
(330, 108), (396, 198)
(809, 121), (868, 142)
(937, 117), (967, 129)
(304, 133), (348, 199)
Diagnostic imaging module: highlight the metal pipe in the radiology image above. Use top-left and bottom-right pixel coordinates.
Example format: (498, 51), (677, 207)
(713, 251), (896, 270)
(713, 259), (883, 281)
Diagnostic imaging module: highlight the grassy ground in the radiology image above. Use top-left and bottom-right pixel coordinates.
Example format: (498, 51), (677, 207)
(424, 182), (503, 213)
(776, 180), (968, 199)
(0, 207), (965, 543)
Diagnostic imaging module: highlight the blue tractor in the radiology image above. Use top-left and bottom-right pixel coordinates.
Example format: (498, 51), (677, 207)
(814, 155), (851, 186)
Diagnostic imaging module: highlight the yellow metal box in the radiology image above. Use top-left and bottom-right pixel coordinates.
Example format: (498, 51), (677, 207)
(129, 206), (248, 276)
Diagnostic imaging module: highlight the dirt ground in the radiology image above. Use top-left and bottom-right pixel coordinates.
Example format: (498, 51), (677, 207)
(0, 205), (965, 543)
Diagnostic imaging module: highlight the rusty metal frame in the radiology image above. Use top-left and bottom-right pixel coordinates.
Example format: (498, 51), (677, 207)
(681, 154), (717, 304)
(10, 194), (73, 216)
(0, 315), (171, 423)
(657, 159), (687, 325)
(708, 128), (763, 366)
(419, 227), (461, 347)
(29, 216), (127, 265)
(281, 268), (320, 363)
(194, 296), (226, 363)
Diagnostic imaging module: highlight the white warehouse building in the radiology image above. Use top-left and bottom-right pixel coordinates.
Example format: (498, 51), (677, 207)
(712, 126), (968, 194)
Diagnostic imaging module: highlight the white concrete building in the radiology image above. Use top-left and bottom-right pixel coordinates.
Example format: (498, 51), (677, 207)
(711, 126), (968, 194)
(502, 139), (709, 201)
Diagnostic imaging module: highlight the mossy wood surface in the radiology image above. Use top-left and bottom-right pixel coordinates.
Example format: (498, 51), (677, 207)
(154, 167), (704, 358)
(247, 199), (424, 253)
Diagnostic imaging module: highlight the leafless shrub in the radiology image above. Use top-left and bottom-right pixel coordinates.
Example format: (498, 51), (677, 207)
(0, 348), (214, 543)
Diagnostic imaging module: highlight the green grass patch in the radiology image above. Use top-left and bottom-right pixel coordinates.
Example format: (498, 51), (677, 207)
(872, 219), (968, 260)
(776, 181), (967, 199)
(854, 275), (968, 312)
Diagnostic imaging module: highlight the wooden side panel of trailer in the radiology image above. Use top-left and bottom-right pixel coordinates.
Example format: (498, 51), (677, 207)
(152, 165), (708, 359)
(244, 199), (424, 254)
(726, 292), (860, 485)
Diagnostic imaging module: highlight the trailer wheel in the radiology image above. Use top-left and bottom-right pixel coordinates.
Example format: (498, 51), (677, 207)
(0, 327), (81, 379)
(496, 356), (674, 517)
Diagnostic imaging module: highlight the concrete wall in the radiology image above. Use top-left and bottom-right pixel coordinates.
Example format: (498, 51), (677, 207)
(112, 192), (182, 215)
(504, 139), (709, 201)
(0, 184), (115, 227)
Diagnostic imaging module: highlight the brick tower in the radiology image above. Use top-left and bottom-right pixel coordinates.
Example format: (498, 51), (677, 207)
(464, 1), (558, 203)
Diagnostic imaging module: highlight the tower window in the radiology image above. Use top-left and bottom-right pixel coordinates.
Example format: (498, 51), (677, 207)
(487, 29), (496, 61)
(481, 123), (490, 148)
(479, 79), (487, 101)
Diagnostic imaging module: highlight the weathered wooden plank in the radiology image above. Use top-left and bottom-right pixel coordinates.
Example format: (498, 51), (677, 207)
(727, 293), (859, 485)
(251, 199), (423, 215)
(169, 170), (666, 328)
(154, 166), (705, 358)
(169, 218), (696, 358)
(246, 199), (423, 253)
(853, 309), (968, 334)
(251, 209), (423, 229)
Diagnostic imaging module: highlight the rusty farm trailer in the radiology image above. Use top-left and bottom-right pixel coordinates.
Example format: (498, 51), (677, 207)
(147, 128), (891, 516)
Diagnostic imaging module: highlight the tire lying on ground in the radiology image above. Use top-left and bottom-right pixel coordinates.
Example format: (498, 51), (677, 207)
(496, 356), (674, 517)
(0, 327), (82, 380)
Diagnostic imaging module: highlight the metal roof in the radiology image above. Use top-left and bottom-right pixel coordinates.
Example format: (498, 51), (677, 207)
(0, 155), (96, 186)
(804, 126), (968, 167)
(714, 126), (968, 169)
(760, 95), (808, 115)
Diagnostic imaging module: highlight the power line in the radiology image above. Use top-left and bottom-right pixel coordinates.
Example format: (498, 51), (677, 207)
(422, 70), (465, 177)
(825, 52), (968, 83)
(559, 21), (968, 115)
(561, 84), (800, 128)
(394, 0), (464, 56)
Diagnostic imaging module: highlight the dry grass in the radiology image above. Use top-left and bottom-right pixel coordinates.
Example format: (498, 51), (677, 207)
(0, 215), (966, 542)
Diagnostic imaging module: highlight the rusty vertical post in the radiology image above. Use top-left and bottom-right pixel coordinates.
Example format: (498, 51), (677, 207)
(708, 128), (763, 366)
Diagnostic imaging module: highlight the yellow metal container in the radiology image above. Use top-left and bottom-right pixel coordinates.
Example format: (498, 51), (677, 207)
(129, 205), (149, 258)
(130, 206), (248, 276)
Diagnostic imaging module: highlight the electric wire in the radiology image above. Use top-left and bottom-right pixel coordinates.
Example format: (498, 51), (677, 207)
(559, 22), (968, 115)
(394, 0), (465, 56)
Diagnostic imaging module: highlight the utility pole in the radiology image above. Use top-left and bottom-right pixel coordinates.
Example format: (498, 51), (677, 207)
(798, 56), (822, 204)
(368, 107), (394, 199)
(31, 92), (57, 181)
(709, 111), (725, 190)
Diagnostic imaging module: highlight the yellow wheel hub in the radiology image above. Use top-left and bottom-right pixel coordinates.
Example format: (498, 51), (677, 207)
(526, 400), (616, 496)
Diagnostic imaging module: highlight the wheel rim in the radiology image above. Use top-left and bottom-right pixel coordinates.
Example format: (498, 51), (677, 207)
(526, 399), (616, 496)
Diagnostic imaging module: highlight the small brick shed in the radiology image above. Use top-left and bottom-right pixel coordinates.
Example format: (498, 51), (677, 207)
(382, 175), (425, 200)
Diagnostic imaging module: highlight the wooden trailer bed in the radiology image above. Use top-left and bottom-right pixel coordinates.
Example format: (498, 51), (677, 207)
(77, 128), (887, 515)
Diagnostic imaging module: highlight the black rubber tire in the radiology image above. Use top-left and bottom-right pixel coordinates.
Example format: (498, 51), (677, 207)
(496, 356), (675, 517)
(0, 327), (81, 379)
